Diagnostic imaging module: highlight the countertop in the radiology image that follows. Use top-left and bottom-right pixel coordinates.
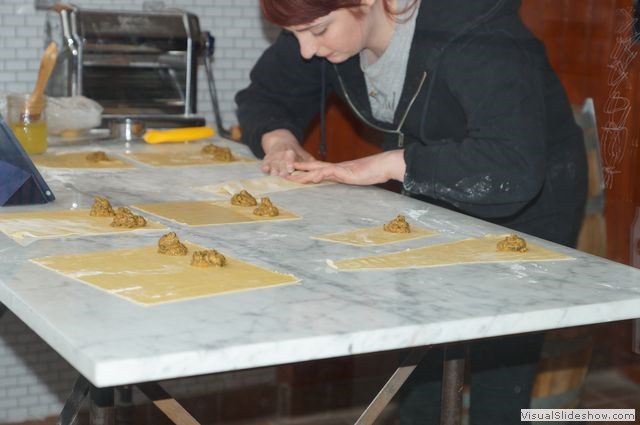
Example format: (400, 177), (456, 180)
(0, 138), (639, 387)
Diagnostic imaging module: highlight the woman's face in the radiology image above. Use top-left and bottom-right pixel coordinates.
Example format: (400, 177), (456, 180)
(286, 2), (375, 63)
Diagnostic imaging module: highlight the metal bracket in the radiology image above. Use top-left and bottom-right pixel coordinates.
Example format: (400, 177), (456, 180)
(138, 383), (202, 425)
(57, 376), (91, 425)
(57, 376), (201, 425)
(202, 31), (231, 140)
(354, 348), (428, 425)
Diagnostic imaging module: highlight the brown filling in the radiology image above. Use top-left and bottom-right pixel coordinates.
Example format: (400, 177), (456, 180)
(157, 232), (188, 256)
(253, 197), (279, 217)
(231, 190), (257, 206)
(496, 234), (528, 252)
(201, 144), (234, 162)
(191, 249), (226, 267)
(89, 196), (115, 217)
(383, 215), (411, 233)
(86, 151), (111, 163)
(111, 207), (147, 228)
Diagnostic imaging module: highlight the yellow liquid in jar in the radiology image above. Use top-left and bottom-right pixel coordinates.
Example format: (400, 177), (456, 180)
(9, 121), (48, 154)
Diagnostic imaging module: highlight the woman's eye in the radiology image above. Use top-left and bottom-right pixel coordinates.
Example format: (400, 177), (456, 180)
(312, 27), (327, 36)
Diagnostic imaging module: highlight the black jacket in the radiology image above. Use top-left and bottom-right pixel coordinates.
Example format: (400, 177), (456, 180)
(235, 0), (587, 247)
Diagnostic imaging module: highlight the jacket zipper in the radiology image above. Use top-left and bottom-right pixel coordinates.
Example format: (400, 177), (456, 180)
(333, 67), (428, 148)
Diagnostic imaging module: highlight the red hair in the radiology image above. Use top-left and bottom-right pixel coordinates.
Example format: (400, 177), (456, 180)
(260, 0), (417, 27)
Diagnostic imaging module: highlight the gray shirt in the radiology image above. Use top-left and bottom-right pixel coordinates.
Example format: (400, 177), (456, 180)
(359, 1), (418, 123)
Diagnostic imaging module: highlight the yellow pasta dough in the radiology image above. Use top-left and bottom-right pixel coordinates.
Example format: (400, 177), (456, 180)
(32, 152), (132, 169)
(199, 175), (332, 197)
(329, 235), (573, 270)
(314, 225), (437, 247)
(125, 143), (255, 167)
(33, 243), (299, 305)
(0, 209), (166, 243)
(133, 200), (299, 227)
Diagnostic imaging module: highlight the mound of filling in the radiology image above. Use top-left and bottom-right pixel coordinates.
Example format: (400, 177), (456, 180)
(111, 207), (147, 228)
(191, 249), (226, 267)
(253, 197), (279, 217)
(231, 190), (257, 207)
(201, 144), (234, 162)
(157, 232), (188, 256)
(89, 196), (115, 217)
(496, 234), (528, 252)
(86, 151), (111, 163)
(383, 215), (411, 233)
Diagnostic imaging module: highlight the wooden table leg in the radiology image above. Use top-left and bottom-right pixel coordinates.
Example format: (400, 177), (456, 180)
(440, 345), (466, 425)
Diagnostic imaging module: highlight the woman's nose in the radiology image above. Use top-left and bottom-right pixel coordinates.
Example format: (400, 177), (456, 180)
(298, 34), (318, 59)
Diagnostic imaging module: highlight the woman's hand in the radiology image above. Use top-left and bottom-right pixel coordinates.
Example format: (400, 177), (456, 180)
(261, 129), (314, 176)
(288, 150), (406, 185)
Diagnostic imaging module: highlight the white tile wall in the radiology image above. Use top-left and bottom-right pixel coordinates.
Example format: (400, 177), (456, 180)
(0, 0), (279, 422)
(0, 0), (280, 130)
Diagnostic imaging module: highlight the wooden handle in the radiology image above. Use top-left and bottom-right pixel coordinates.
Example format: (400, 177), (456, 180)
(52, 3), (74, 13)
(26, 42), (58, 116)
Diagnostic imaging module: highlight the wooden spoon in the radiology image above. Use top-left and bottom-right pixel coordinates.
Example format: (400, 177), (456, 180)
(24, 42), (58, 120)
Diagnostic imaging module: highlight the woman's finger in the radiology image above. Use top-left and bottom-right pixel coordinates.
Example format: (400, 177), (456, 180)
(293, 160), (329, 171)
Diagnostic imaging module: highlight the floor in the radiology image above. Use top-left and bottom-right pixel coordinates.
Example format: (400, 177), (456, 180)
(581, 369), (640, 412)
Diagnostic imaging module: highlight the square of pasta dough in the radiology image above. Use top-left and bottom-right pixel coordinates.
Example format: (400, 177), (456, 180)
(133, 200), (299, 227)
(197, 175), (332, 196)
(314, 225), (437, 247)
(329, 235), (574, 270)
(33, 243), (300, 305)
(32, 152), (132, 168)
(125, 144), (256, 167)
(0, 209), (166, 243)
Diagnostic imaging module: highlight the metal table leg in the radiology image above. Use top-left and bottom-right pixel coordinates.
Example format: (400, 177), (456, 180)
(57, 375), (201, 425)
(440, 345), (466, 425)
(116, 386), (134, 425)
(57, 376), (91, 425)
(354, 348), (428, 425)
(56, 376), (114, 425)
(137, 382), (202, 425)
(633, 319), (640, 355)
(90, 386), (115, 425)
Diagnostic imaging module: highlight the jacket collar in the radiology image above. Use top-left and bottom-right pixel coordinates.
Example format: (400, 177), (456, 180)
(332, 0), (516, 129)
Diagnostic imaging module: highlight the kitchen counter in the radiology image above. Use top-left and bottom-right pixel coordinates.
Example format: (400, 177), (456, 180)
(0, 138), (639, 388)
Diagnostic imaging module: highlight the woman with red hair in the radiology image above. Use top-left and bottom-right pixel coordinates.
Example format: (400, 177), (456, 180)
(236, 0), (587, 423)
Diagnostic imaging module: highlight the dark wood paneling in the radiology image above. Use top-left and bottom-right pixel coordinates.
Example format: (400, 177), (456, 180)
(522, 0), (640, 264)
(303, 94), (382, 162)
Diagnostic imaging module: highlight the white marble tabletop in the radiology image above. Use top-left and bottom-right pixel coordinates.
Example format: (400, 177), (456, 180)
(0, 137), (639, 388)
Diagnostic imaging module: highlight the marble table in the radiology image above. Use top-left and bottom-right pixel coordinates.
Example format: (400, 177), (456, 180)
(1, 138), (640, 423)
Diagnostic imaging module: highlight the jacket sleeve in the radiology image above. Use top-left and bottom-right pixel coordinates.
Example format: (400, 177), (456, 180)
(403, 32), (548, 219)
(235, 31), (324, 158)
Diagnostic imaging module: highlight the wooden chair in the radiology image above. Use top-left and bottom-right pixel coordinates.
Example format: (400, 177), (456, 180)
(530, 98), (604, 409)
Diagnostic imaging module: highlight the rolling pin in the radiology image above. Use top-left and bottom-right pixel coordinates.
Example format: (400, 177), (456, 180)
(143, 126), (216, 144)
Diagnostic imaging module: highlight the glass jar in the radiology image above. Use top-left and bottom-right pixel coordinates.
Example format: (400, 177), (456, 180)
(6, 93), (48, 154)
